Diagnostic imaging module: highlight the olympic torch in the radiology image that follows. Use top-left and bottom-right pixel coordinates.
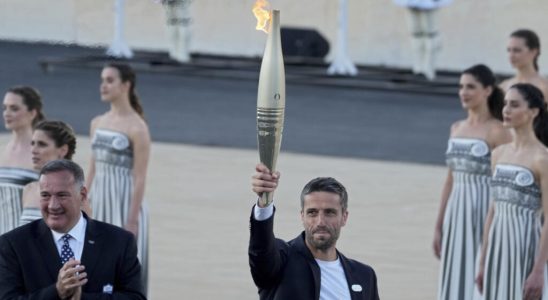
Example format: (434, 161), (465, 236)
(254, 4), (285, 207)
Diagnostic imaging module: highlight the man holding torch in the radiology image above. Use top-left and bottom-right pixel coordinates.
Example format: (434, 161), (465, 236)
(248, 164), (380, 300)
(249, 2), (379, 298)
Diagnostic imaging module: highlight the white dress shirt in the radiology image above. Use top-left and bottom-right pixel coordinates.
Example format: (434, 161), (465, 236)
(50, 212), (87, 261)
(254, 201), (274, 221)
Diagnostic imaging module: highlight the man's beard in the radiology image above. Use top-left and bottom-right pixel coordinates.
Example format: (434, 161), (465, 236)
(305, 226), (340, 251)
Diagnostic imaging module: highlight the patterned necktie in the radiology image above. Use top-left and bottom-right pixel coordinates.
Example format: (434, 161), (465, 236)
(60, 234), (75, 265)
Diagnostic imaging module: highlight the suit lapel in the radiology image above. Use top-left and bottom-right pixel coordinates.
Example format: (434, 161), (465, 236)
(339, 253), (363, 300)
(35, 220), (63, 280)
(310, 261), (321, 300)
(80, 217), (103, 279)
(295, 232), (321, 300)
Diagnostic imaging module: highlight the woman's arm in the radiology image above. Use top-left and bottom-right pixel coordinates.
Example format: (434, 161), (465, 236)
(475, 202), (494, 294)
(523, 155), (548, 299)
(433, 169), (452, 259)
(85, 117), (100, 192)
(125, 122), (151, 237)
(84, 117), (101, 218)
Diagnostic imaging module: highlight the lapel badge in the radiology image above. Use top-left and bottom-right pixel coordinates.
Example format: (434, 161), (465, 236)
(351, 284), (363, 292)
(102, 284), (113, 294)
(88, 240), (95, 244)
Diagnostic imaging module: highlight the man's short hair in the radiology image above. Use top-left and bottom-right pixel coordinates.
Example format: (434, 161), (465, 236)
(300, 177), (348, 211)
(40, 159), (85, 189)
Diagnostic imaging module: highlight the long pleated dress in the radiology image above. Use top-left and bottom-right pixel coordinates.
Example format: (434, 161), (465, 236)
(484, 164), (548, 300)
(439, 138), (491, 300)
(89, 128), (149, 292)
(19, 207), (42, 226)
(0, 167), (38, 235)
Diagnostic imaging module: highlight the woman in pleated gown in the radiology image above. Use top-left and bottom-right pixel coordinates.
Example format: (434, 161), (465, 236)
(0, 86), (44, 234)
(434, 65), (511, 300)
(477, 83), (548, 300)
(86, 63), (150, 294)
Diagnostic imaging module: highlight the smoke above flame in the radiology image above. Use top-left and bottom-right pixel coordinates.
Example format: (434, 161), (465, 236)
(252, 0), (271, 33)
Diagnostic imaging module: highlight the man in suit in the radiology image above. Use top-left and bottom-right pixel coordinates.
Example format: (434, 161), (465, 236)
(0, 159), (145, 300)
(249, 163), (380, 300)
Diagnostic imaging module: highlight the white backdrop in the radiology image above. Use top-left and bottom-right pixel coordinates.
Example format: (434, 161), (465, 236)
(1, 0), (546, 74)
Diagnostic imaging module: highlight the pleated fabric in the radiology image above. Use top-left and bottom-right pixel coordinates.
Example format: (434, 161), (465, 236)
(89, 129), (149, 293)
(484, 164), (548, 300)
(19, 207), (42, 226)
(439, 138), (491, 300)
(0, 167), (38, 235)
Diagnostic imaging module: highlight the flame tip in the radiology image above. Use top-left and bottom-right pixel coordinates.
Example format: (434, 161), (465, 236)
(252, 0), (271, 34)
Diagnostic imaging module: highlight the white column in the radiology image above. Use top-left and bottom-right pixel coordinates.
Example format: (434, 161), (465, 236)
(327, 0), (357, 76)
(163, 0), (192, 62)
(107, 0), (133, 58)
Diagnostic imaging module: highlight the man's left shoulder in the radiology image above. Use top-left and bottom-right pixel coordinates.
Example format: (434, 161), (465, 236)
(88, 219), (134, 241)
(340, 254), (377, 275)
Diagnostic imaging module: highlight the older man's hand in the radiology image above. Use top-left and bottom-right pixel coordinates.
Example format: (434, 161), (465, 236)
(56, 259), (87, 299)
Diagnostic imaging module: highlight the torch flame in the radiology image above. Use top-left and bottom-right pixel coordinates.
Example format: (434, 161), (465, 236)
(252, 0), (271, 33)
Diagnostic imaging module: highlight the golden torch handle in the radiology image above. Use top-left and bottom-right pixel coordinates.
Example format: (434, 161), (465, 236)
(256, 10), (285, 207)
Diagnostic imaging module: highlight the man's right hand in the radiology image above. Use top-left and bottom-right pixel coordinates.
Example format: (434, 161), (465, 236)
(252, 163), (280, 206)
(56, 259), (87, 299)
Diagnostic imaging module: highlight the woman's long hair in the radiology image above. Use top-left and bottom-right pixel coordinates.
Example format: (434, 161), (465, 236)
(462, 64), (504, 121)
(7, 86), (45, 126)
(510, 83), (548, 146)
(510, 29), (541, 71)
(105, 63), (145, 120)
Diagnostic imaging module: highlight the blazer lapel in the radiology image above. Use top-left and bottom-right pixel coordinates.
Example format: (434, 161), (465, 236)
(339, 252), (363, 300)
(35, 220), (63, 280)
(80, 216), (103, 279)
(294, 232), (321, 300)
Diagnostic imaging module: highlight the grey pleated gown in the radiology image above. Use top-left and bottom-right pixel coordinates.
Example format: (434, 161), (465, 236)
(89, 129), (149, 292)
(439, 138), (491, 300)
(0, 167), (38, 235)
(484, 164), (548, 300)
(19, 207), (42, 226)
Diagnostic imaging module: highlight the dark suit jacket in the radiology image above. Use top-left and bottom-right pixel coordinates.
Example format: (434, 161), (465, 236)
(249, 207), (379, 300)
(0, 214), (146, 300)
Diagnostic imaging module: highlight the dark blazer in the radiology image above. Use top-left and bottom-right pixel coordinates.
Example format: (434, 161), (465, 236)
(249, 208), (379, 300)
(0, 214), (146, 300)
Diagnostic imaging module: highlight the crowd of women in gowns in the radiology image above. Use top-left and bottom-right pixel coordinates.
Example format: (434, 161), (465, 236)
(0, 63), (151, 295)
(435, 29), (548, 300)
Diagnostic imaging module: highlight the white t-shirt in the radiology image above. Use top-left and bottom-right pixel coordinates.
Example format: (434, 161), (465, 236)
(316, 258), (351, 300)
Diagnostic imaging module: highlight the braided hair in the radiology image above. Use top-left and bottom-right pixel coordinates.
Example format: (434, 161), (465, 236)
(33, 120), (77, 160)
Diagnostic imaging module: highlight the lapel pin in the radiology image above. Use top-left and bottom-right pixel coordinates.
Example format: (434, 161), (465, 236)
(351, 284), (363, 292)
(102, 284), (113, 294)
(88, 240), (95, 244)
